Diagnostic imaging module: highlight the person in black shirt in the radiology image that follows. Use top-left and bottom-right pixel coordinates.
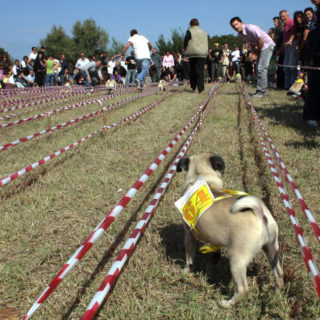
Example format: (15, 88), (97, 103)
(210, 43), (223, 82)
(125, 51), (137, 87)
(58, 54), (69, 85)
(167, 66), (178, 84)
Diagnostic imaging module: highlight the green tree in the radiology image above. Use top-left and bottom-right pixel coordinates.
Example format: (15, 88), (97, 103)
(108, 37), (125, 57)
(40, 26), (75, 62)
(170, 28), (185, 53)
(156, 28), (186, 55)
(72, 19), (109, 57)
(155, 34), (169, 55)
(208, 34), (245, 50)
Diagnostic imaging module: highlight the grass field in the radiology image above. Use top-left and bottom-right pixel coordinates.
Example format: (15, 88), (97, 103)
(0, 83), (319, 319)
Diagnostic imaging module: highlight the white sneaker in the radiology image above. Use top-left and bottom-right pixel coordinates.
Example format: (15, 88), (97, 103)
(252, 91), (268, 98)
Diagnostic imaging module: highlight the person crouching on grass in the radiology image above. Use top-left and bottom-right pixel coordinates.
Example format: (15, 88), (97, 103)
(230, 17), (275, 98)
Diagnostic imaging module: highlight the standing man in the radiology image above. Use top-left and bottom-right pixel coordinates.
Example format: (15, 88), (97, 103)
(120, 29), (152, 91)
(75, 53), (90, 86)
(210, 43), (223, 82)
(59, 54), (68, 85)
(28, 47), (38, 65)
(107, 56), (116, 80)
(184, 18), (208, 93)
(125, 51), (137, 87)
(151, 48), (162, 82)
(230, 17), (275, 97)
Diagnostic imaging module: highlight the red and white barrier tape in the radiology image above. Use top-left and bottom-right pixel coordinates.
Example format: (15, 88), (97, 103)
(0, 91), (83, 109)
(0, 91), (150, 152)
(273, 53), (280, 88)
(0, 90), (93, 113)
(0, 85), (133, 101)
(243, 86), (320, 298)
(1, 86), (137, 119)
(252, 61), (256, 75)
(0, 87), (115, 109)
(0, 86), (107, 106)
(0, 89), (158, 188)
(0, 85), (106, 99)
(250, 106), (320, 244)
(0, 90), (132, 129)
(23, 91), (211, 320)
(81, 84), (218, 318)
(0, 94), (92, 120)
(82, 118), (205, 320)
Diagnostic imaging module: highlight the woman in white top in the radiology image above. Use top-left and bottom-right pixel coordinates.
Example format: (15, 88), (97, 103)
(230, 46), (241, 73)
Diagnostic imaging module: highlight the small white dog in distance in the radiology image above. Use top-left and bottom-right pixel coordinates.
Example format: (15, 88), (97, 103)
(158, 79), (168, 93)
(106, 79), (117, 94)
(176, 153), (283, 308)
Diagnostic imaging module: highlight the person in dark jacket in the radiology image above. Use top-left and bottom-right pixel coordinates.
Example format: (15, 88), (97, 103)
(184, 18), (208, 93)
(33, 52), (46, 86)
(210, 43), (223, 81)
(151, 48), (162, 82)
(303, 0), (320, 127)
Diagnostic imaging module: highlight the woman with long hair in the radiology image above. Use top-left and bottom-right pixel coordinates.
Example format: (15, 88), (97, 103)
(293, 11), (310, 65)
(33, 52), (46, 86)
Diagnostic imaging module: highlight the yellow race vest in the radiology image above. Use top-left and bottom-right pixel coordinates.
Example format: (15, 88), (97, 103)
(175, 178), (248, 253)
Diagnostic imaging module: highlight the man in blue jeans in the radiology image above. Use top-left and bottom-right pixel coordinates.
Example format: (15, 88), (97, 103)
(119, 29), (152, 91)
(230, 17), (275, 98)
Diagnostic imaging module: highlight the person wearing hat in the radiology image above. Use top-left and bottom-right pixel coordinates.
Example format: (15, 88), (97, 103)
(184, 18), (208, 93)
(209, 42), (223, 82)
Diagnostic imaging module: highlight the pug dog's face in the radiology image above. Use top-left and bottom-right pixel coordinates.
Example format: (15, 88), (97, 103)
(177, 153), (225, 192)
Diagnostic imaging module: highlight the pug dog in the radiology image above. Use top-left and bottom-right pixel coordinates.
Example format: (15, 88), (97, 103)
(106, 79), (117, 94)
(158, 79), (168, 93)
(176, 153), (283, 308)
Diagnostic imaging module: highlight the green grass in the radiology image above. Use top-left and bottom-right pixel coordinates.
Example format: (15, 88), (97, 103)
(0, 83), (319, 319)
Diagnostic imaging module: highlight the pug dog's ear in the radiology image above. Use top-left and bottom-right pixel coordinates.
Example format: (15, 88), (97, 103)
(210, 155), (225, 174)
(177, 156), (190, 172)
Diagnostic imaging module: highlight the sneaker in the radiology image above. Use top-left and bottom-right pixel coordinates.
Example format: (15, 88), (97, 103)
(252, 91), (268, 98)
(306, 120), (318, 127)
(135, 79), (141, 89)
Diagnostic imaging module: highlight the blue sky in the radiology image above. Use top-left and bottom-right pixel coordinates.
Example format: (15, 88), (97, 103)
(3, 0), (313, 60)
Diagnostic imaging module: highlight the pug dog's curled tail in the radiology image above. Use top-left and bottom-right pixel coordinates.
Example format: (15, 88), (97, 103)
(231, 196), (267, 224)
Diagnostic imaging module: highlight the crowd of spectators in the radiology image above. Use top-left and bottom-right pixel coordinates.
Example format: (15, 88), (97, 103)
(267, 2), (320, 127)
(0, 45), (191, 89)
